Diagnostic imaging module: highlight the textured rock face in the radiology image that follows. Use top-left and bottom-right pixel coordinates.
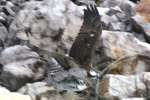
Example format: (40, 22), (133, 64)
(8, 0), (85, 54)
(0, 0), (150, 99)
(109, 55), (150, 74)
(100, 0), (136, 17)
(101, 30), (150, 59)
(101, 0), (136, 8)
(0, 93), (31, 100)
(0, 45), (46, 91)
(18, 82), (56, 100)
(9, 0), (67, 53)
(121, 98), (145, 100)
(0, 86), (31, 100)
(100, 73), (150, 98)
(0, 24), (7, 51)
(94, 30), (150, 70)
(18, 82), (83, 100)
(97, 5), (138, 34)
(132, 14), (150, 43)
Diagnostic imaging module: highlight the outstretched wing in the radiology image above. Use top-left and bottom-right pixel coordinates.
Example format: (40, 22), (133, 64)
(69, 5), (102, 70)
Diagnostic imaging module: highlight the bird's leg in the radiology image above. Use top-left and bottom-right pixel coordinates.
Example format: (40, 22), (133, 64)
(88, 65), (100, 100)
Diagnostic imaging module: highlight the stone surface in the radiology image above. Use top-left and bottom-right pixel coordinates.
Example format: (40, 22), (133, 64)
(0, 93), (32, 100)
(94, 30), (150, 70)
(100, 73), (150, 98)
(132, 14), (150, 43)
(99, 5), (139, 33)
(100, 0), (136, 9)
(0, 45), (46, 91)
(0, 86), (10, 93)
(0, 86), (31, 100)
(18, 82), (56, 100)
(0, 24), (7, 51)
(0, 93), (31, 100)
(0, 0), (149, 99)
(8, 0), (67, 52)
(9, 0), (85, 54)
(108, 54), (150, 74)
(18, 82), (83, 100)
(101, 30), (150, 59)
(122, 98), (145, 100)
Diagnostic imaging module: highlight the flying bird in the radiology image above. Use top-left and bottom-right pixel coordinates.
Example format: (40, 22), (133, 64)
(69, 5), (102, 71)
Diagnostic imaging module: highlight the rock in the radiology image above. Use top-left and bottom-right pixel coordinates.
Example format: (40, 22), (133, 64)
(94, 30), (150, 70)
(0, 0), (30, 47)
(0, 86), (10, 93)
(132, 14), (150, 43)
(95, 0), (140, 33)
(100, 73), (150, 98)
(9, 0), (72, 53)
(7, 0), (86, 54)
(0, 92), (31, 100)
(0, 23), (8, 39)
(109, 54), (150, 74)
(38, 92), (64, 100)
(2, 5), (15, 16)
(136, 0), (150, 22)
(97, 6), (136, 32)
(0, 45), (46, 91)
(101, 30), (150, 59)
(18, 82), (56, 100)
(0, 86), (31, 100)
(101, 0), (136, 10)
(18, 82), (82, 100)
(0, 24), (7, 51)
(132, 0), (150, 42)
(122, 98), (145, 100)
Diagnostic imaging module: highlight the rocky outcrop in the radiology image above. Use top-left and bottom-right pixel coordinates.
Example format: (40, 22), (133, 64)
(0, 45), (46, 91)
(0, 86), (31, 100)
(94, 30), (150, 70)
(18, 82), (58, 100)
(101, 30), (150, 59)
(18, 82), (86, 100)
(100, 72), (150, 98)
(132, 14), (150, 43)
(108, 54), (150, 74)
(0, 0), (149, 100)
(8, 0), (85, 54)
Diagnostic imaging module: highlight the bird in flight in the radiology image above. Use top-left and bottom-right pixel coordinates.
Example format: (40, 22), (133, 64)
(69, 5), (102, 71)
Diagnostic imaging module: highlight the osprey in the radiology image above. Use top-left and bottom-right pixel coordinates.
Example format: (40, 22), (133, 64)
(69, 5), (102, 71)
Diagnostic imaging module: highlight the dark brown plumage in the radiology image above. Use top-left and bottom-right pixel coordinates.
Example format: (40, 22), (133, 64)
(69, 5), (102, 71)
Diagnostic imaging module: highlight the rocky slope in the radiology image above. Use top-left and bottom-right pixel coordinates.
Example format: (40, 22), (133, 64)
(0, 0), (149, 100)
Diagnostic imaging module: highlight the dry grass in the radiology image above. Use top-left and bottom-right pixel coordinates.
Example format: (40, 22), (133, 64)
(136, 0), (150, 22)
